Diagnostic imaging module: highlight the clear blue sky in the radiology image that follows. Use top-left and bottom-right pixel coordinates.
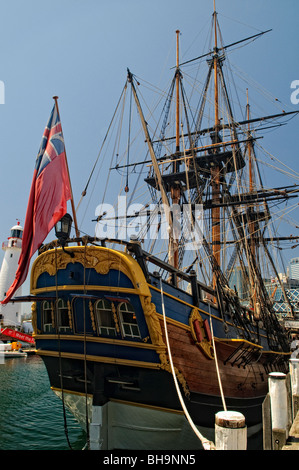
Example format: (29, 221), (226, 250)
(0, 0), (298, 299)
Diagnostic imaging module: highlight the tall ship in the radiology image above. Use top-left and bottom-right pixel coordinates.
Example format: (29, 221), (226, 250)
(5, 5), (299, 449)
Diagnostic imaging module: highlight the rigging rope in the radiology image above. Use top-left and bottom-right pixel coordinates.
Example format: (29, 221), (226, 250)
(208, 304), (227, 412)
(76, 82), (128, 216)
(54, 246), (73, 450)
(82, 242), (90, 449)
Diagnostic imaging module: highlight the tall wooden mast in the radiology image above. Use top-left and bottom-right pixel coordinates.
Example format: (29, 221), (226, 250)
(127, 70), (176, 269)
(170, 30), (182, 271)
(246, 89), (258, 314)
(175, 30), (180, 156)
(211, 2), (221, 288)
(246, 89), (256, 259)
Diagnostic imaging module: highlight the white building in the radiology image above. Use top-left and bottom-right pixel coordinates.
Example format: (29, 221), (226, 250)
(0, 222), (23, 327)
(290, 257), (299, 282)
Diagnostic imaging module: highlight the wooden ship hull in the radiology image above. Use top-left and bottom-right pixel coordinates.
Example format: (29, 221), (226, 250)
(31, 243), (290, 449)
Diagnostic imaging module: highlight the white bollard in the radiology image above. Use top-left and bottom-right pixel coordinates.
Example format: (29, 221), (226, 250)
(215, 411), (247, 450)
(268, 372), (288, 431)
(289, 359), (299, 419)
(289, 359), (299, 396)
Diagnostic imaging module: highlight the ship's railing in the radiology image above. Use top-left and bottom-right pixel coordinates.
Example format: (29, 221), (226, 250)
(38, 235), (216, 306)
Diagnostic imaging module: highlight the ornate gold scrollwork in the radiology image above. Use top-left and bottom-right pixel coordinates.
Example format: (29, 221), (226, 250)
(142, 296), (165, 349)
(142, 295), (189, 397)
(31, 302), (39, 334)
(160, 361), (190, 398)
(50, 301), (55, 328)
(31, 247), (134, 290)
(67, 300), (72, 330)
(111, 302), (120, 334)
(189, 308), (214, 360)
(89, 300), (96, 333)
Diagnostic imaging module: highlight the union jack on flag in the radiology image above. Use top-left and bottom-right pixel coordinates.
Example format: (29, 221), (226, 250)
(36, 104), (65, 176)
(1, 100), (72, 304)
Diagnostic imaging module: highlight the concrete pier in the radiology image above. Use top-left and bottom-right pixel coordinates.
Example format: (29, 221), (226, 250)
(282, 411), (299, 450)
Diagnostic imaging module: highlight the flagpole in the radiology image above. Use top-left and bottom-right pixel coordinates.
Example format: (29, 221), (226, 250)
(53, 96), (81, 242)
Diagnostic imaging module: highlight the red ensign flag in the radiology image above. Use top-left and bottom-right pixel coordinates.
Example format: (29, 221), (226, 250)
(1, 102), (71, 304)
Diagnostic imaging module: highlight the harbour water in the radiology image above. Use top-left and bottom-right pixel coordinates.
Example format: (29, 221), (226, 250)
(0, 352), (264, 451)
(0, 354), (87, 450)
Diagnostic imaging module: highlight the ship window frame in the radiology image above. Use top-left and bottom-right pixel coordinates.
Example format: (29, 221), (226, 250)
(118, 302), (140, 339)
(95, 298), (117, 337)
(42, 300), (53, 333)
(56, 298), (71, 333)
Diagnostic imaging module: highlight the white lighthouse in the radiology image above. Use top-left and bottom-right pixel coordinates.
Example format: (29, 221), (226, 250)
(0, 222), (23, 328)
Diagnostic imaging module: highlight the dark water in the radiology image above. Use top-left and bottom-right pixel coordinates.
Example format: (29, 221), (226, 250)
(0, 354), (87, 450)
(0, 354), (263, 452)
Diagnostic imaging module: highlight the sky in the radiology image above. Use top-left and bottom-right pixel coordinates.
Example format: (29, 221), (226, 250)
(0, 0), (298, 302)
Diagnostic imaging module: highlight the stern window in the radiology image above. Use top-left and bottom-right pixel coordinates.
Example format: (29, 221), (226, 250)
(95, 299), (116, 337)
(119, 302), (140, 338)
(42, 301), (53, 333)
(56, 299), (71, 333)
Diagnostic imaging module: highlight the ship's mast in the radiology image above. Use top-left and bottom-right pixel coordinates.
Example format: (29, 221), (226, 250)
(246, 90), (258, 263)
(247, 90), (254, 195)
(127, 70), (176, 269)
(168, 30), (182, 271)
(175, 30), (180, 157)
(211, 2), (221, 289)
(246, 89), (258, 314)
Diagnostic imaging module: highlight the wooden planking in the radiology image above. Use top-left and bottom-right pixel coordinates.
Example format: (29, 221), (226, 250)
(161, 319), (268, 398)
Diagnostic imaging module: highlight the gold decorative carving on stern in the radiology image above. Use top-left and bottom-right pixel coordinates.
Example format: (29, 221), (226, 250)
(189, 308), (214, 360)
(89, 300), (96, 333)
(31, 247), (135, 290)
(160, 362), (190, 398)
(111, 302), (120, 334)
(50, 302), (55, 328)
(141, 296), (189, 397)
(142, 296), (165, 349)
(67, 300), (72, 330)
(31, 302), (39, 334)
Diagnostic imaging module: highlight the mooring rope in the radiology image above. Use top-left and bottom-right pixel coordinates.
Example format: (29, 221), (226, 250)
(159, 278), (215, 450)
(208, 303), (227, 412)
